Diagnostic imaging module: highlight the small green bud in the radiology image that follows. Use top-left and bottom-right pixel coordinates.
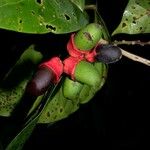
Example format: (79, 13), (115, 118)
(74, 23), (103, 51)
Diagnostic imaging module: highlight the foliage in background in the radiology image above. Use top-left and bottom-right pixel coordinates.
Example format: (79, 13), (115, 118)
(112, 0), (150, 35)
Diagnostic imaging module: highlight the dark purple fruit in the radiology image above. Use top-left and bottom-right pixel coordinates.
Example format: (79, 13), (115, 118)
(26, 67), (55, 96)
(95, 44), (122, 64)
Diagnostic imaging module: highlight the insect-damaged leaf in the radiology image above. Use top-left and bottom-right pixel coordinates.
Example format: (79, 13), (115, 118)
(0, 0), (88, 34)
(112, 0), (150, 35)
(0, 45), (43, 117)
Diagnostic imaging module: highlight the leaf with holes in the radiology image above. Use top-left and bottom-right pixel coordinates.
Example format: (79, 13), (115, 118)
(0, 45), (43, 117)
(112, 0), (150, 35)
(0, 0), (88, 33)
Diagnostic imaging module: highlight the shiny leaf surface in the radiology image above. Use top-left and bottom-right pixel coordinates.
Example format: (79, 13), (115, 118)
(0, 0), (88, 33)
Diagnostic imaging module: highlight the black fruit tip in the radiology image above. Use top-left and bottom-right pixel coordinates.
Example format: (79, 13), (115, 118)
(26, 67), (54, 96)
(95, 44), (122, 64)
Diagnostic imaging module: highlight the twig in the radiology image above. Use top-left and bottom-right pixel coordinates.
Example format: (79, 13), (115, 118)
(121, 48), (150, 66)
(113, 40), (150, 46)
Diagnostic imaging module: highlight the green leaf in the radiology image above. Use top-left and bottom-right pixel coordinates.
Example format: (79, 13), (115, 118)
(38, 83), (79, 123)
(112, 0), (150, 35)
(5, 82), (59, 150)
(0, 0), (88, 34)
(0, 45), (43, 117)
(5, 117), (39, 150)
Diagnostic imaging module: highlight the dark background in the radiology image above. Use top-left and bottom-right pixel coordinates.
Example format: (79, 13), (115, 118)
(0, 0), (149, 149)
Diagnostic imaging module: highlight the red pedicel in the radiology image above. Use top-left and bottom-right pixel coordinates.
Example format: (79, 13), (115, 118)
(63, 56), (82, 80)
(85, 49), (97, 62)
(67, 34), (87, 58)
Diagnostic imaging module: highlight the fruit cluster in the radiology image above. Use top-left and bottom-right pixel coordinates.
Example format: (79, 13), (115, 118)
(26, 23), (122, 97)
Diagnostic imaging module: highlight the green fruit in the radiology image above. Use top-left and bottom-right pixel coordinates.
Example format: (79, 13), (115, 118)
(74, 60), (101, 87)
(63, 77), (83, 101)
(79, 84), (92, 104)
(94, 62), (104, 74)
(94, 62), (108, 88)
(79, 62), (107, 104)
(74, 23), (103, 51)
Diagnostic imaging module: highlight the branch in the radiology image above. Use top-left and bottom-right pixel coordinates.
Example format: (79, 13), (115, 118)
(121, 48), (150, 66)
(113, 40), (150, 46)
